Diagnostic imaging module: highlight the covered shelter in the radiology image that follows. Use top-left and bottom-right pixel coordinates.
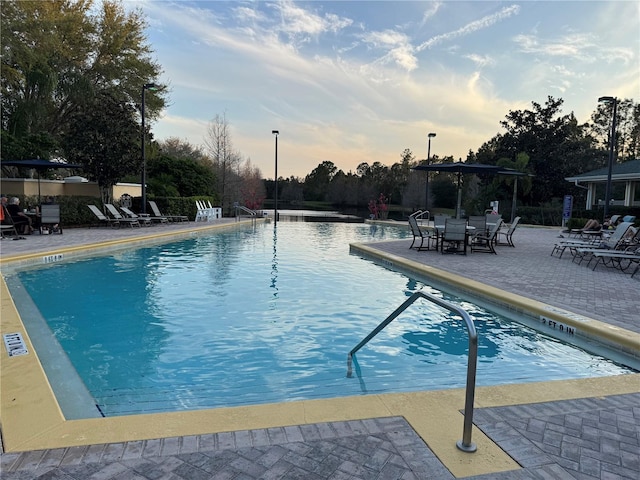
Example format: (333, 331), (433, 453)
(565, 159), (640, 209)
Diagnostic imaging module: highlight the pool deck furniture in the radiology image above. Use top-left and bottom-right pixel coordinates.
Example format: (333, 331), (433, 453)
(1, 222), (638, 480)
(148, 200), (186, 223)
(470, 218), (502, 254)
(407, 213), (432, 251)
(120, 206), (153, 226)
(87, 204), (120, 228)
(104, 203), (141, 228)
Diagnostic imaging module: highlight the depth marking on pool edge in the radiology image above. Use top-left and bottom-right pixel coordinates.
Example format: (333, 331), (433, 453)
(540, 316), (576, 335)
(3, 332), (29, 357)
(43, 253), (64, 264)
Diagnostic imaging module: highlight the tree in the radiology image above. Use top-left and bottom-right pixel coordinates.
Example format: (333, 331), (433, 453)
(1, 0), (165, 155)
(588, 98), (639, 162)
(62, 91), (140, 205)
(147, 154), (216, 198)
(239, 160), (266, 210)
(304, 161), (337, 201)
(159, 137), (208, 163)
(203, 112), (241, 213)
(476, 96), (601, 205)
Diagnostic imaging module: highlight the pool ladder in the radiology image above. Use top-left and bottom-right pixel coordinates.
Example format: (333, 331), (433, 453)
(348, 291), (478, 453)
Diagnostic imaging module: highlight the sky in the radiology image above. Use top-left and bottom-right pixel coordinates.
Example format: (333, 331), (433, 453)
(135, 1), (639, 179)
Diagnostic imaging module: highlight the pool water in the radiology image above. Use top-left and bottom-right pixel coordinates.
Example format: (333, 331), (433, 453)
(11, 222), (635, 417)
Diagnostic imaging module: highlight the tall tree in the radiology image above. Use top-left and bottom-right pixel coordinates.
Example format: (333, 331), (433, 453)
(1, 0), (165, 154)
(203, 112), (240, 213)
(62, 91), (140, 205)
(304, 161), (337, 201)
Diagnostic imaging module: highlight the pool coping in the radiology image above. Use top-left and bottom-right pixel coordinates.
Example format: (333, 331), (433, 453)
(1, 222), (639, 479)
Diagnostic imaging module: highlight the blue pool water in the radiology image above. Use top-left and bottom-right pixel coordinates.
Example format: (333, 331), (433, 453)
(11, 222), (634, 417)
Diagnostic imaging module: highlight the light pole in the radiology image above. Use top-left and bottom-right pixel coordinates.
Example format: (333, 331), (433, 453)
(272, 130), (279, 224)
(425, 132), (436, 210)
(141, 82), (157, 214)
(598, 96), (617, 220)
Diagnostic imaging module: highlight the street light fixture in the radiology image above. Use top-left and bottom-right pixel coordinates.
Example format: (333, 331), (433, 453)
(272, 130), (279, 224)
(425, 132), (436, 210)
(597, 96), (617, 220)
(141, 82), (158, 214)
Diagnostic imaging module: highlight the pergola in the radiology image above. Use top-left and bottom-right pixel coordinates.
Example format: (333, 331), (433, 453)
(565, 159), (640, 209)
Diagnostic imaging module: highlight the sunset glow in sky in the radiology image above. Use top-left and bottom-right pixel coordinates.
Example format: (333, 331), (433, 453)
(137, 1), (639, 178)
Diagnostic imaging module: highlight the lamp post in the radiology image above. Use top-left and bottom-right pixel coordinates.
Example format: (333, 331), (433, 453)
(272, 130), (279, 224)
(141, 82), (157, 214)
(425, 132), (436, 210)
(598, 96), (617, 220)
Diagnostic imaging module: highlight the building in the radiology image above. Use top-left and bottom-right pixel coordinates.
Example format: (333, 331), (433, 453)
(565, 159), (640, 209)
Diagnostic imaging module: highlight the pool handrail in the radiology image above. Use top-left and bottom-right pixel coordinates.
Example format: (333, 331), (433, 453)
(347, 290), (478, 453)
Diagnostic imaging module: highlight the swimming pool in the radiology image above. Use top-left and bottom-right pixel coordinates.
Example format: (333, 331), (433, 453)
(7, 222), (635, 418)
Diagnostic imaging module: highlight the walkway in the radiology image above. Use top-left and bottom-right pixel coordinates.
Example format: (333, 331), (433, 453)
(1, 221), (638, 479)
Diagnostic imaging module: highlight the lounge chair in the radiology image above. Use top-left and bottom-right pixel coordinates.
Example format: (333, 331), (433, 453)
(551, 222), (633, 258)
(120, 206), (152, 226)
(570, 224), (637, 265)
(408, 213), (432, 251)
(585, 245), (640, 272)
(1, 205), (23, 239)
(441, 218), (468, 255)
(148, 200), (186, 222)
(104, 204), (140, 227)
(87, 205), (120, 228)
(39, 204), (62, 234)
(497, 216), (521, 247)
(470, 219), (502, 254)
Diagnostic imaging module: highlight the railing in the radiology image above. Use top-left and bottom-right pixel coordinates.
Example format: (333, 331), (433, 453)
(411, 209), (430, 226)
(347, 291), (478, 453)
(234, 204), (257, 222)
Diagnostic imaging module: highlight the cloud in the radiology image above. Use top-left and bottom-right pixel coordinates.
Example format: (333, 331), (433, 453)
(464, 54), (495, 68)
(417, 4), (521, 51)
(513, 32), (635, 65)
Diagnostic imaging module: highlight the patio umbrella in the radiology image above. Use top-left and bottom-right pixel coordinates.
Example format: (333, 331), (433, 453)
(413, 161), (520, 218)
(1, 159), (82, 205)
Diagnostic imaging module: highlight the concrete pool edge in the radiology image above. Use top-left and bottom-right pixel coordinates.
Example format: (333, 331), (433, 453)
(1, 224), (639, 478)
(350, 241), (640, 359)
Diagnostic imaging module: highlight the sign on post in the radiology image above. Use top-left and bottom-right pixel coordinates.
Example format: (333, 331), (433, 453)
(562, 195), (573, 228)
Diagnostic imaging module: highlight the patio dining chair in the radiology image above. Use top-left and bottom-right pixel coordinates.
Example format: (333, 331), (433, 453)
(1, 205), (22, 239)
(497, 216), (521, 247)
(470, 219), (502, 254)
(39, 204), (62, 234)
(408, 213), (432, 251)
(440, 218), (468, 255)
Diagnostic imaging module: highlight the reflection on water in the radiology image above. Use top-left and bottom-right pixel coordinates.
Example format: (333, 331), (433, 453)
(10, 222), (634, 417)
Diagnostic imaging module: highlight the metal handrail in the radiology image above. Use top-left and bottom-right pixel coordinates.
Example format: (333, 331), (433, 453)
(234, 205), (257, 222)
(410, 210), (430, 226)
(347, 290), (478, 453)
